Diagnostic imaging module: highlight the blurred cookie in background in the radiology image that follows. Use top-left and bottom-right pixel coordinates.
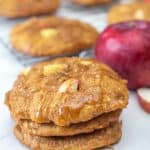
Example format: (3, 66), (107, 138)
(10, 16), (98, 57)
(108, 2), (150, 24)
(0, 0), (60, 18)
(72, 0), (111, 6)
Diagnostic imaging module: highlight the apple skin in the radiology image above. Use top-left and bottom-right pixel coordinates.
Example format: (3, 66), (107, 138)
(144, 0), (150, 2)
(137, 88), (150, 113)
(95, 21), (150, 90)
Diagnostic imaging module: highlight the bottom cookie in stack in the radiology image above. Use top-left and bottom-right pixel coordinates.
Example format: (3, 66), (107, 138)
(15, 122), (121, 150)
(14, 110), (122, 150)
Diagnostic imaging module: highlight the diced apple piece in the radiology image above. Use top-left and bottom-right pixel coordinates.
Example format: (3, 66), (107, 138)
(134, 9), (145, 20)
(40, 28), (58, 38)
(43, 64), (67, 76)
(137, 88), (150, 113)
(21, 67), (31, 76)
(58, 79), (79, 93)
(80, 60), (92, 65)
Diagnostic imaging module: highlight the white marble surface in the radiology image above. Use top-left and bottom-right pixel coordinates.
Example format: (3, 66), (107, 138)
(0, 1), (150, 150)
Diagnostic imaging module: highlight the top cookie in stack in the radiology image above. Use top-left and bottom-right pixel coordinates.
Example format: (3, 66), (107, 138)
(5, 57), (128, 150)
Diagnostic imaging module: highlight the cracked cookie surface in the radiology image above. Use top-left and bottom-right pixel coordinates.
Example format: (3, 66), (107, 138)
(5, 57), (128, 126)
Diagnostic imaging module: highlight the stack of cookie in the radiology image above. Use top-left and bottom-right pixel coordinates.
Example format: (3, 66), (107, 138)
(5, 57), (128, 150)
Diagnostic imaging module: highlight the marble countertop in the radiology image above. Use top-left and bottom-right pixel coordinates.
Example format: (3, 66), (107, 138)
(0, 1), (150, 150)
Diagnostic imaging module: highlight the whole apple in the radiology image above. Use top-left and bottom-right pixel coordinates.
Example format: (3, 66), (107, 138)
(95, 21), (150, 89)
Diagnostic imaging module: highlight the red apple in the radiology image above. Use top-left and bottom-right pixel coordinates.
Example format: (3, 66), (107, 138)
(95, 20), (150, 90)
(144, 0), (150, 2)
(137, 88), (150, 113)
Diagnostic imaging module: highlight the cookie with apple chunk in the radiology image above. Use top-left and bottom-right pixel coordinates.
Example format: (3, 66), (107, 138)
(0, 0), (60, 18)
(108, 2), (150, 24)
(10, 17), (98, 57)
(5, 57), (128, 127)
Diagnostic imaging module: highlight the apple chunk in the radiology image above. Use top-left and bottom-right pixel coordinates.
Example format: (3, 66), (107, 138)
(137, 88), (150, 113)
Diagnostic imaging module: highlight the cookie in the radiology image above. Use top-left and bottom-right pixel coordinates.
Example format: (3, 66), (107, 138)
(5, 57), (128, 126)
(73, 0), (111, 6)
(10, 17), (99, 57)
(18, 110), (121, 137)
(14, 122), (122, 150)
(108, 2), (150, 24)
(0, 0), (60, 18)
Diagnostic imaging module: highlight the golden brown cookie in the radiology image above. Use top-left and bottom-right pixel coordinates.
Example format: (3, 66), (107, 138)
(73, 0), (111, 6)
(14, 122), (122, 150)
(5, 57), (128, 126)
(0, 0), (60, 18)
(108, 2), (150, 24)
(10, 17), (98, 57)
(18, 110), (121, 137)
